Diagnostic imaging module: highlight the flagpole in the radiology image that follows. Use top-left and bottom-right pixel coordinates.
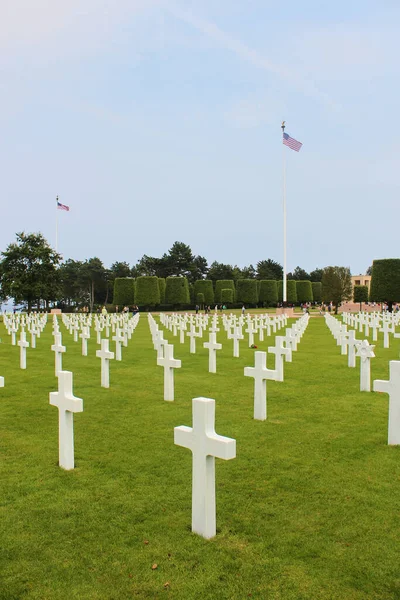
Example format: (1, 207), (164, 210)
(55, 195), (59, 253)
(281, 121), (287, 304)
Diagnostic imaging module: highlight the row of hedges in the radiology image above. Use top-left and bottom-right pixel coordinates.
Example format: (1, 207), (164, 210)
(114, 276), (322, 307)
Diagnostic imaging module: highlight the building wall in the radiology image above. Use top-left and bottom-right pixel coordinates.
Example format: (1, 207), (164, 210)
(351, 275), (371, 289)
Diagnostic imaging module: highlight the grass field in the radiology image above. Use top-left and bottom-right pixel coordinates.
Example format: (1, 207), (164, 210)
(1, 313), (400, 599)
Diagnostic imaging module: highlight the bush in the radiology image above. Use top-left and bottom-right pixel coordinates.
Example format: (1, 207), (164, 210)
(312, 282), (322, 303)
(196, 292), (205, 306)
(296, 280), (313, 303)
(165, 277), (190, 306)
(215, 280), (235, 303)
(236, 279), (259, 304)
(221, 288), (233, 304)
(259, 280), (278, 306)
(113, 278), (135, 306)
(370, 259), (400, 310)
(158, 278), (166, 304)
(194, 280), (214, 305)
(135, 276), (160, 306)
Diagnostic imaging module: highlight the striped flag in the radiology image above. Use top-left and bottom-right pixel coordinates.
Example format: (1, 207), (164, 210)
(57, 201), (70, 212)
(283, 132), (302, 152)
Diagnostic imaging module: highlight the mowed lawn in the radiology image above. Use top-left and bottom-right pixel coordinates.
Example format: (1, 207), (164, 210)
(1, 313), (400, 600)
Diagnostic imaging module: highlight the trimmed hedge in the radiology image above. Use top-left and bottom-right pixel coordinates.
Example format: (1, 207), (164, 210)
(259, 280), (278, 306)
(158, 278), (166, 304)
(135, 276), (160, 306)
(221, 288), (233, 304)
(370, 259), (400, 305)
(196, 293), (205, 306)
(236, 279), (259, 304)
(194, 280), (214, 305)
(312, 282), (322, 303)
(277, 280), (297, 303)
(215, 280), (235, 303)
(165, 277), (190, 306)
(296, 280), (313, 303)
(113, 278), (135, 306)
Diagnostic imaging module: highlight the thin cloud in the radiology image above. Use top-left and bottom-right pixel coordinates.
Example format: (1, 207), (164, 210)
(163, 1), (336, 108)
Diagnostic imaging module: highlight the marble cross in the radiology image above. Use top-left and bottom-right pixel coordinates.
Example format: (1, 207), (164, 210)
(18, 331), (29, 370)
(96, 338), (115, 388)
(347, 330), (359, 368)
(244, 351), (278, 420)
(229, 327), (244, 358)
(356, 339), (375, 392)
(112, 327), (124, 361)
(49, 371), (83, 470)
(374, 360), (400, 445)
(203, 332), (222, 373)
(380, 320), (393, 349)
(51, 333), (66, 376)
(157, 343), (181, 401)
(0, 375), (4, 387)
(80, 326), (90, 357)
(174, 397), (236, 539)
(187, 326), (198, 354)
(268, 335), (292, 381)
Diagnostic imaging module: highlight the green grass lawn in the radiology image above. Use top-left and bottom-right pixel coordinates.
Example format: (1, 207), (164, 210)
(1, 314), (400, 600)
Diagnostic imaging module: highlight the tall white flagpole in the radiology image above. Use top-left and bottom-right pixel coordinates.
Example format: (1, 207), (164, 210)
(55, 195), (59, 253)
(281, 121), (287, 304)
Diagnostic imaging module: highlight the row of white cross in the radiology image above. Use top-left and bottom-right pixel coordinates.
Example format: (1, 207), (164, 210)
(342, 310), (400, 348)
(325, 313), (400, 444)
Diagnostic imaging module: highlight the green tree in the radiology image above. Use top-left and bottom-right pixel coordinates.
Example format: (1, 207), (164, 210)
(312, 282), (322, 303)
(59, 259), (86, 308)
(114, 278), (135, 307)
(353, 285), (368, 311)
(193, 280), (214, 306)
(256, 259), (283, 280)
(287, 266), (311, 281)
(240, 265), (257, 279)
(310, 268), (324, 282)
(369, 259), (400, 312)
(135, 276), (160, 307)
(79, 258), (108, 312)
(258, 280), (278, 307)
(236, 279), (259, 305)
(220, 289), (233, 305)
(322, 266), (352, 314)
(165, 277), (190, 307)
(208, 261), (235, 283)
(0, 232), (61, 311)
(296, 281), (313, 303)
(215, 280), (235, 303)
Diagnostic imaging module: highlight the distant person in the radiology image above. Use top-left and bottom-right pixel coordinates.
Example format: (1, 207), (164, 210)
(242, 305), (245, 315)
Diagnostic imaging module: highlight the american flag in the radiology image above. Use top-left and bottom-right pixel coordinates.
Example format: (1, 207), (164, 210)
(283, 132), (303, 152)
(57, 201), (70, 212)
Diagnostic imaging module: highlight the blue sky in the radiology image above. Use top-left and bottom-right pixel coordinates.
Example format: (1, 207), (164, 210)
(1, 0), (399, 275)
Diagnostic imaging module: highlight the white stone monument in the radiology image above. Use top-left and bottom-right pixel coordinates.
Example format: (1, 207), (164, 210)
(268, 336), (291, 381)
(49, 371), (83, 470)
(112, 327), (124, 361)
(203, 333), (222, 374)
(80, 326), (90, 357)
(374, 361), (400, 445)
(0, 376), (4, 387)
(51, 333), (66, 376)
(18, 331), (29, 370)
(356, 339), (375, 392)
(244, 351), (278, 420)
(96, 338), (115, 388)
(174, 397), (236, 539)
(157, 343), (181, 401)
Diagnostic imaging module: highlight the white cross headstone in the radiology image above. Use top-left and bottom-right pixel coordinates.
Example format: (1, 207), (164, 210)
(356, 339), (375, 392)
(245, 321), (256, 347)
(51, 333), (66, 376)
(268, 335), (291, 382)
(112, 327), (124, 361)
(96, 338), (115, 388)
(187, 327), (198, 354)
(203, 332), (222, 373)
(0, 376), (4, 387)
(347, 330), (359, 368)
(229, 327), (243, 358)
(380, 320), (393, 349)
(244, 351), (278, 420)
(157, 343), (181, 401)
(18, 331), (29, 369)
(174, 397), (236, 539)
(80, 326), (90, 357)
(374, 361), (400, 445)
(49, 371), (83, 470)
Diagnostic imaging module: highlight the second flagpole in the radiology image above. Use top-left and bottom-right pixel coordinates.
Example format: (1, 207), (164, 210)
(281, 121), (287, 304)
(55, 195), (59, 253)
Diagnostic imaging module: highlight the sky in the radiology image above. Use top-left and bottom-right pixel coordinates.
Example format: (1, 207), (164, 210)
(1, 0), (399, 276)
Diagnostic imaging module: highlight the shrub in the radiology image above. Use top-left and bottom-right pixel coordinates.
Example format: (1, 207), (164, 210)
(354, 285), (368, 310)
(259, 280), (278, 306)
(370, 259), (400, 311)
(312, 282), (322, 303)
(296, 280), (313, 303)
(194, 280), (214, 305)
(236, 279), (259, 304)
(113, 278), (135, 306)
(277, 279), (297, 303)
(135, 276), (160, 306)
(215, 280), (235, 303)
(221, 288), (233, 304)
(158, 278), (166, 304)
(165, 276), (190, 306)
